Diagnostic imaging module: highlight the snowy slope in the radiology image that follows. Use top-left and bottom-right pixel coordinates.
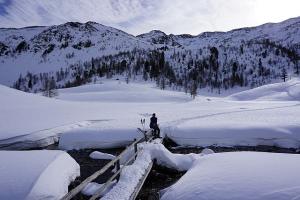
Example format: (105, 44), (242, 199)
(0, 22), (152, 85)
(0, 150), (79, 200)
(0, 79), (190, 148)
(228, 78), (300, 101)
(57, 80), (190, 103)
(0, 83), (92, 140)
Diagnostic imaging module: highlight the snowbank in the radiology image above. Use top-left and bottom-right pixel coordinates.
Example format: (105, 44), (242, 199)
(165, 97), (300, 149)
(0, 84), (98, 146)
(89, 151), (116, 160)
(229, 78), (300, 101)
(0, 150), (80, 200)
(167, 123), (300, 148)
(59, 127), (140, 150)
(161, 151), (300, 200)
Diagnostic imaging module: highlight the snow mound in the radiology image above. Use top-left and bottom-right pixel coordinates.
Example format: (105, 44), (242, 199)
(229, 78), (300, 101)
(166, 96), (300, 149)
(57, 80), (191, 103)
(59, 127), (139, 150)
(161, 152), (300, 200)
(89, 151), (116, 160)
(167, 122), (300, 149)
(81, 181), (116, 196)
(0, 150), (80, 200)
(201, 148), (215, 155)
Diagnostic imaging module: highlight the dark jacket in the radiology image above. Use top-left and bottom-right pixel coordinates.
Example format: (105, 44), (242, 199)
(150, 116), (158, 129)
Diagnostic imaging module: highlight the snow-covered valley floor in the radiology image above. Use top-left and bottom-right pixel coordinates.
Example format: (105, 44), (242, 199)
(1, 78), (300, 200)
(1, 78), (300, 149)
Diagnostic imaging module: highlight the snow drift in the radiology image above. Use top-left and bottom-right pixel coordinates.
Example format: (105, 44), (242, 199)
(229, 78), (300, 101)
(0, 150), (80, 200)
(160, 151), (300, 200)
(89, 151), (116, 160)
(57, 80), (190, 103)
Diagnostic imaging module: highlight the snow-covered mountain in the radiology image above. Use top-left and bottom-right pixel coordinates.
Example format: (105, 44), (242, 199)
(0, 17), (299, 94)
(0, 22), (151, 85)
(138, 17), (300, 50)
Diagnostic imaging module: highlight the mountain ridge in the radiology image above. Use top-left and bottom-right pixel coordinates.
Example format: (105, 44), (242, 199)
(0, 16), (299, 95)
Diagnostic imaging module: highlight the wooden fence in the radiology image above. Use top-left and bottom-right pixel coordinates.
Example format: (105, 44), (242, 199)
(61, 129), (154, 200)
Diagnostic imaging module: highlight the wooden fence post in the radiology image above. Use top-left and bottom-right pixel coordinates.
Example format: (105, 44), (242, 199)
(134, 139), (138, 160)
(116, 160), (120, 180)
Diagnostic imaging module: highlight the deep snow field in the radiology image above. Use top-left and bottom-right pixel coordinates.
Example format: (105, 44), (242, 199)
(1, 78), (300, 199)
(1, 78), (300, 149)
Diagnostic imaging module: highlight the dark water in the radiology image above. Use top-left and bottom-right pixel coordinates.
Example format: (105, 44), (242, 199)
(170, 145), (299, 154)
(136, 164), (185, 200)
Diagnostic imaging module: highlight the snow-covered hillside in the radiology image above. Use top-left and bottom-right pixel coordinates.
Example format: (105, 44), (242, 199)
(137, 17), (300, 50)
(228, 78), (300, 101)
(0, 22), (151, 85)
(57, 80), (190, 103)
(0, 17), (299, 95)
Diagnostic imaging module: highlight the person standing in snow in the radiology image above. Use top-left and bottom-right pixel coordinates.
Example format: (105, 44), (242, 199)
(150, 113), (160, 138)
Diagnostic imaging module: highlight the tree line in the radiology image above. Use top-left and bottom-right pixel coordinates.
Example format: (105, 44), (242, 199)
(13, 41), (299, 98)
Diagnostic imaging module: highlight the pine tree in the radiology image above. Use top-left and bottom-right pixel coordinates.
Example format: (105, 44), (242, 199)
(28, 78), (32, 89)
(43, 77), (58, 97)
(281, 68), (288, 82)
(190, 80), (198, 99)
(295, 60), (299, 75)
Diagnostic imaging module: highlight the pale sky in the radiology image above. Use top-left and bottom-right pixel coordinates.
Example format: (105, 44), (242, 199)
(0, 0), (299, 35)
